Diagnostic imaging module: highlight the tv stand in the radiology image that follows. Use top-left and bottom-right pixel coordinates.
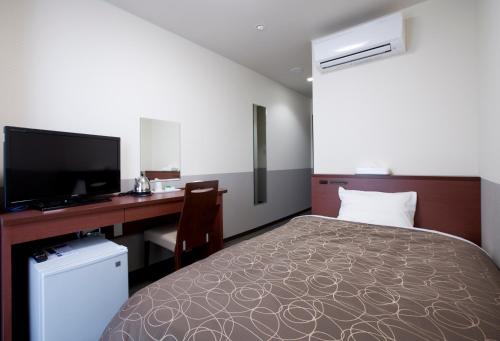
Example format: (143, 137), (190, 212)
(33, 196), (112, 211)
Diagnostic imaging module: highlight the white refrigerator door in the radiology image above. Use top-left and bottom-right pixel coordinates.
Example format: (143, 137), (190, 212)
(37, 252), (128, 341)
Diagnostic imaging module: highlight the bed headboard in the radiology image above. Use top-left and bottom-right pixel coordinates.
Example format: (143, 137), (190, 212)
(311, 174), (481, 245)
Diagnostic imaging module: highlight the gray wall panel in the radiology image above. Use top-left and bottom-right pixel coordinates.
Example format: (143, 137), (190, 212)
(159, 168), (312, 238)
(482, 178), (500, 267)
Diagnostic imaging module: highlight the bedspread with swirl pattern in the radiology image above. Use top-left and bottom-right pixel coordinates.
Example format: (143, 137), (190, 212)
(101, 216), (500, 341)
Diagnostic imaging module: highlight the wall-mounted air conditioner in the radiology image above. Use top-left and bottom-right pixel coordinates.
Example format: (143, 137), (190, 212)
(312, 12), (406, 72)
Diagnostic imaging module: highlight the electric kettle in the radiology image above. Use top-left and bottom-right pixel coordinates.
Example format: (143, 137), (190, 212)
(133, 172), (151, 196)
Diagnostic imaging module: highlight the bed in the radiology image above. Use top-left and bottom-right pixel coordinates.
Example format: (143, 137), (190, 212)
(102, 215), (500, 340)
(102, 175), (499, 340)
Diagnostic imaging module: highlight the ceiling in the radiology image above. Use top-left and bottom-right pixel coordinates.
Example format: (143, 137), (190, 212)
(105, 0), (424, 97)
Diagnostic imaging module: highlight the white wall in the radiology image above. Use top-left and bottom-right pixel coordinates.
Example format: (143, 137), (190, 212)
(0, 0), (311, 184)
(478, 0), (500, 185)
(313, 0), (478, 176)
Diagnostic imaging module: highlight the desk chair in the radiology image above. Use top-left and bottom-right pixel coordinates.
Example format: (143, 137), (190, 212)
(144, 180), (219, 270)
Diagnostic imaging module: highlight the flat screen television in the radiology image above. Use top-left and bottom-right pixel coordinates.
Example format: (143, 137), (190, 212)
(4, 126), (121, 211)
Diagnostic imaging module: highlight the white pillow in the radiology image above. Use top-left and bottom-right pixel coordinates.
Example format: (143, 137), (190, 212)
(337, 187), (417, 227)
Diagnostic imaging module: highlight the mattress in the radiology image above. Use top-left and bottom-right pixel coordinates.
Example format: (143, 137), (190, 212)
(101, 215), (500, 340)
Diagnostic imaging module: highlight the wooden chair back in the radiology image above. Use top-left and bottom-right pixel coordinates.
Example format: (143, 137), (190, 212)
(176, 180), (219, 253)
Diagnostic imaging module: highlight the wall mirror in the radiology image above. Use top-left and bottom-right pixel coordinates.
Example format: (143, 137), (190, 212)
(140, 118), (181, 180)
(253, 104), (267, 205)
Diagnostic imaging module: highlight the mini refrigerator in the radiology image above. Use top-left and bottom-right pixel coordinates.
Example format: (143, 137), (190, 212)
(29, 236), (128, 341)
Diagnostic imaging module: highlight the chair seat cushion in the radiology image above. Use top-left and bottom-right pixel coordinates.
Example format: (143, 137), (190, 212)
(144, 225), (177, 252)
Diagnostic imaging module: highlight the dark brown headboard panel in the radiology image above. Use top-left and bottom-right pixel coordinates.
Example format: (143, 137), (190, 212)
(312, 174), (481, 245)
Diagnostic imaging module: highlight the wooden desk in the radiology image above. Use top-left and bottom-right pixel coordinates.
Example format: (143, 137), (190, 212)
(0, 189), (227, 341)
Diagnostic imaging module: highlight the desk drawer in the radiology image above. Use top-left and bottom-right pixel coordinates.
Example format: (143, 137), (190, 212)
(8, 210), (125, 245)
(124, 202), (183, 222)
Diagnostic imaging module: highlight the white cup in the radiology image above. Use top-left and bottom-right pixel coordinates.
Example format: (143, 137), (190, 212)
(154, 181), (163, 192)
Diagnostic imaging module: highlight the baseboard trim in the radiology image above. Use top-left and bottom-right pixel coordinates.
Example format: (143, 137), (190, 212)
(223, 207), (311, 244)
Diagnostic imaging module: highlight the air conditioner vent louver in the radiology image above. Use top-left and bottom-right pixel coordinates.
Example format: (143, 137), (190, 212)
(319, 44), (392, 70)
(313, 13), (405, 72)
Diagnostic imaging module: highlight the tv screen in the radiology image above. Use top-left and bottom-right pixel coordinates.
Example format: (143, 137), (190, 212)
(4, 126), (120, 209)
